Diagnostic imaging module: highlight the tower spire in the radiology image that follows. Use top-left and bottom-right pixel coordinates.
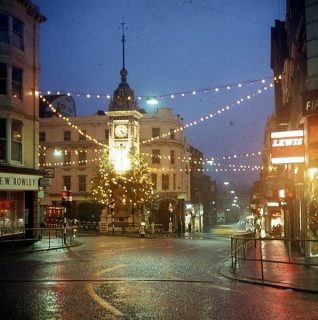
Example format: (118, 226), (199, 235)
(121, 22), (127, 70)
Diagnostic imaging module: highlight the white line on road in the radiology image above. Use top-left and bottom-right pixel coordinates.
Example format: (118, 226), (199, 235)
(87, 265), (126, 317)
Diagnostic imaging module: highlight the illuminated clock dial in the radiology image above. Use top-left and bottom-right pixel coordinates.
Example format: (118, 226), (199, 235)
(114, 124), (128, 138)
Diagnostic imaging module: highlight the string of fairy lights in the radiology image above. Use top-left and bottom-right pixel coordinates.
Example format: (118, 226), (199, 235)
(37, 76), (275, 173)
(37, 77), (273, 103)
(141, 82), (273, 144)
(39, 144), (263, 173)
(38, 80), (273, 150)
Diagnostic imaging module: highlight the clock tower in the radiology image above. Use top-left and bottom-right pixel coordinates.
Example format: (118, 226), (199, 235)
(106, 23), (142, 173)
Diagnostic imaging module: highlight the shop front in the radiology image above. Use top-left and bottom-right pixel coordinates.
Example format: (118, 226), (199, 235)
(0, 171), (41, 236)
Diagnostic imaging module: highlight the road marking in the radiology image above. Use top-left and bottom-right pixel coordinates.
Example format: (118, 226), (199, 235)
(87, 265), (126, 316)
(86, 282), (124, 317)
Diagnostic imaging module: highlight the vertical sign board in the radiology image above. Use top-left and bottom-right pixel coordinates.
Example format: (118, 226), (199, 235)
(271, 130), (305, 164)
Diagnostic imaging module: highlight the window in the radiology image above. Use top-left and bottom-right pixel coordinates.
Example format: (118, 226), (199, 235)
(173, 174), (176, 190)
(152, 149), (160, 164)
(0, 118), (6, 161)
(162, 174), (170, 191)
(63, 176), (71, 191)
(0, 13), (9, 43)
(64, 131), (71, 141)
(0, 63), (7, 95)
(105, 129), (109, 141)
(12, 17), (24, 49)
(79, 130), (86, 141)
(39, 152), (45, 167)
(151, 173), (157, 190)
(78, 151), (86, 166)
(63, 151), (71, 166)
(78, 175), (86, 192)
(12, 66), (22, 100)
(170, 150), (175, 164)
(170, 129), (175, 139)
(11, 119), (22, 162)
(152, 127), (160, 138)
(39, 132), (46, 142)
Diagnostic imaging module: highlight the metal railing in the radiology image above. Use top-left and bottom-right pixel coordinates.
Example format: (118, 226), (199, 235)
(0, 226), (78, 252)
(231, 234), (318, 283)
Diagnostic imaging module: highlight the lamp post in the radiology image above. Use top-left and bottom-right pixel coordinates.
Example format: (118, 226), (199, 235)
(61, 186), (72, 244)
(109, 199), (115, 236)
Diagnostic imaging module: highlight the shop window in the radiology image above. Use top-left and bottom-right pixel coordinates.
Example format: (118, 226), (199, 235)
(63, 176), (71, 191)
(64, 130), (71, 141)
(0, 63), (7, 95)
(162, 174), (170, 191)
(0, 13), (9, 44)
(151, 173), (157, 190)
(152, 149), (160, 164)
(0, 118), (6, 161)
(12, 66), (23, 100)
(79, 130), (86, 140)
(78, 175), (86, 192)
(12, 17), (24, 50)
(78, 151), (86, 166)
(152, 127), (160, 138)
(11, 119), (22, 162)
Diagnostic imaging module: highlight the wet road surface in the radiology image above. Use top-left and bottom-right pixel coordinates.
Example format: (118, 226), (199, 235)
(0, 232), (318, 319)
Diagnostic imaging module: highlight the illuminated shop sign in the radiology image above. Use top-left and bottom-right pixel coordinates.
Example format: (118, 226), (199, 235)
(271, 130), (305, 164)
(302, 89), (318, 116)
(0, 173), (41, 190)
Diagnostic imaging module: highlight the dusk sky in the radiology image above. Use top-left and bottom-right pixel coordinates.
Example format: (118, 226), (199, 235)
(34, 0), (285, 188)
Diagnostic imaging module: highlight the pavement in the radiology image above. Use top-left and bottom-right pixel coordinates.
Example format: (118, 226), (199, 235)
(2, 230), (317, 293)
(219, 238), (318, 294)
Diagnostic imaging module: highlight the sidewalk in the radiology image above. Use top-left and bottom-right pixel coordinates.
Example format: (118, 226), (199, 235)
(220, 239), (318, 293)
(0, 237), (81, 254)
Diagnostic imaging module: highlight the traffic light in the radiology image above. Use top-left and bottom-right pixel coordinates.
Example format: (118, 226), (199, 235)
(61, 189), (72, 207)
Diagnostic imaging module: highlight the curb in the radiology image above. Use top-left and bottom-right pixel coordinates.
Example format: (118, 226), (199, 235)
(219, 258), (318, 294)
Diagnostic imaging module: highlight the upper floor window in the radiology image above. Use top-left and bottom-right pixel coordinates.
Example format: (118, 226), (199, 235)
(170, 129), (175, 139)
(0, 118), (6, 161)
(162, 174), (170, 191)
(11, 119), (22, 162)
(152, 127), (160, 138)
(0, 13), (9, 43)
(12, 66), (22, 100)
(0, 14), (24, 50)
(64, 131), (71, 141)
(78, 151), (86, 166)
(152, 149), (160, 164)
(0, 63), (7, 95)
(151, 173), (157, 191)
(12, 17), (24, 50)
(105, 129), (109, 141)
(63, 176), (71, 191)
(78, 175), (86, 192)
(39, 153), (45, 167)
(39, 132), (46, 143)
(79, 130), (86, 141)
(170, 150), (175, 164)
(63, 151), (71, 166)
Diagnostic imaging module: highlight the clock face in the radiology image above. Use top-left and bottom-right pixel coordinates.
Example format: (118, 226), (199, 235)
(114, 124), (128, 138)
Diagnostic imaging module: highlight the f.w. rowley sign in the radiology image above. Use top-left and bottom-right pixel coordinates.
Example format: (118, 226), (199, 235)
(0, 173), (41, 191)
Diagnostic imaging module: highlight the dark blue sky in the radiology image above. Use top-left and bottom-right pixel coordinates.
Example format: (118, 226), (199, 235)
(34, 0), (285, 188)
